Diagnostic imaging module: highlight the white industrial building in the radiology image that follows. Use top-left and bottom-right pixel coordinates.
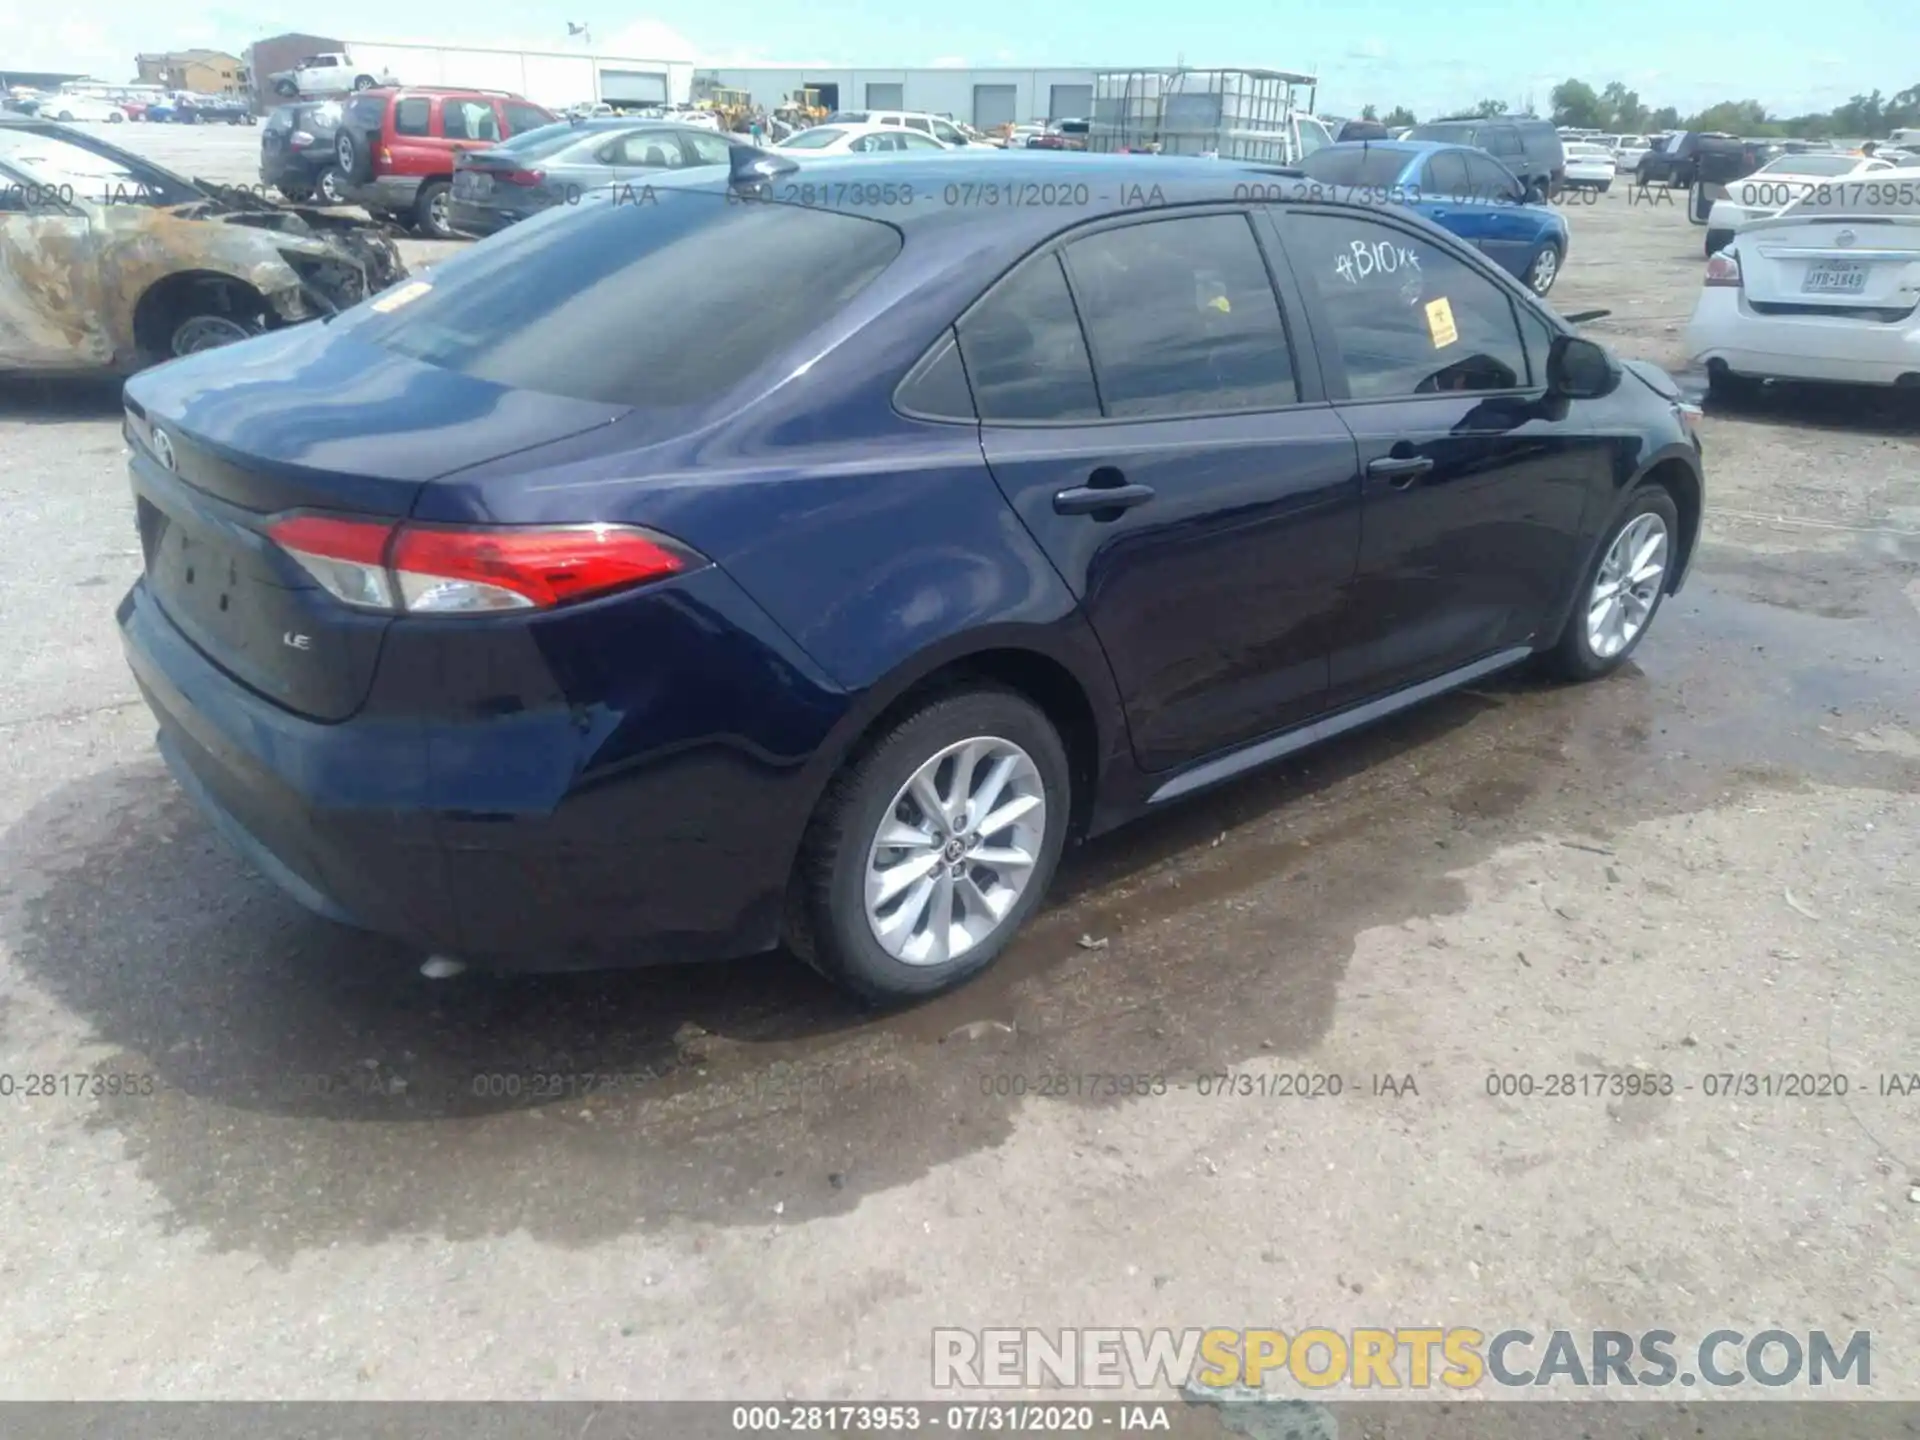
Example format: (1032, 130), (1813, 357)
(696, 67), (1107, 128)
(342, 41), (696, 108)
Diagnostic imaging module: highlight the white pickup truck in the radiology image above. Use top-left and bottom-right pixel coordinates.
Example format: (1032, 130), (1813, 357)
(269, 53), (397, 99)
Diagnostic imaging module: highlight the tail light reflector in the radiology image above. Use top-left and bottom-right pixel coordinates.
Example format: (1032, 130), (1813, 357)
(1705, 250), (1742, 288)
(265, 516), (701, 615)
(289, 129), (315, 148)
(498, 169), (544, 186)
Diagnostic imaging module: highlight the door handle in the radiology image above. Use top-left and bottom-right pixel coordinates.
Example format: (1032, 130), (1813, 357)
(1366, 455), (1435, 488)
(1054, 481), (1156, 517)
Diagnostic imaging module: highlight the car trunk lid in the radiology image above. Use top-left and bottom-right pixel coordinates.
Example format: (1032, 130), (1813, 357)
(122, 325), (630, 721)
(1735, 213), (1920, 315)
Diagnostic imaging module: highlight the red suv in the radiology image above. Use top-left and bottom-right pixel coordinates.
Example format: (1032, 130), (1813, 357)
(336, 87), (556, 238)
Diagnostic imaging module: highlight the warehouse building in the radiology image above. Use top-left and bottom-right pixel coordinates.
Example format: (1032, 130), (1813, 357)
(245, 34), (694, 111)
(695, 66), (1108, 128)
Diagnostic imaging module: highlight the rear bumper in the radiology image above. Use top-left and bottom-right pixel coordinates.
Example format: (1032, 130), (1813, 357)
(347, 176), (423, 214)
(1687, 286), (1920, 385)
(118, 566), (851, 971)
(446, 198), (526, 237)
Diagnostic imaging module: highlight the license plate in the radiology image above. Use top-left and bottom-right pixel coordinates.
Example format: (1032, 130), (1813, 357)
(454, 172), (491, 197)
(1802, 259), (1867, 294)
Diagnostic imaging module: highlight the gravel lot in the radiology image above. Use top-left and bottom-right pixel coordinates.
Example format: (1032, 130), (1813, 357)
(2, 124), (1918, 1406)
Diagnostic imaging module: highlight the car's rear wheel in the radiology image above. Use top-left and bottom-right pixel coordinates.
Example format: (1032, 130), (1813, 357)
(413, 179), (454, 238)
(353, 75), (377, 91)
(788, 686), (1071, 1005)
(1543, 486), (1679, 680)
(1524, 242), (1562, 296)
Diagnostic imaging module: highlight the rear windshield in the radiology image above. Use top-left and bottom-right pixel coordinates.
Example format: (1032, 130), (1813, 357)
(490, 120), (600, 158)
(1759, 154), (1855, 176)
(1296, 146), (1413, 187)
(338, 188), (903, 408)
(1405, 122), (1474, 144)
(779, 126), (847, 149)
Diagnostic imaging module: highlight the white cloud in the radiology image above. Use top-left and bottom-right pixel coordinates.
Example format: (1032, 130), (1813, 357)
(1344, 36), (1388, 61)
(928, 55), (968, 68)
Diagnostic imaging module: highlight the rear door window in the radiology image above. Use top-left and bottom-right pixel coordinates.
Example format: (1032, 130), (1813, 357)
(392, 98), (430, 136)
(340, 190), (902, 409)
(1064, 213), (1297, 417)
(955, 255), (1101, 423)
(442, 99), (502, 142)
(1285, 212), (1530, 400)
(1421, 149), (1471, 195)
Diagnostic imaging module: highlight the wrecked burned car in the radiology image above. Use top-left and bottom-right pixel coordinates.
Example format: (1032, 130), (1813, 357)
(0, 117), (406, 375)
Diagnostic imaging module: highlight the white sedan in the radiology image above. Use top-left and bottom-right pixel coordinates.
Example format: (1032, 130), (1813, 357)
(1702, 152), (1895, 255)
(41, 95), (124, 123)
(1562, 141), (1617, 191)
(775, 122), (951, 157)
(1686, 168), (1920, 396)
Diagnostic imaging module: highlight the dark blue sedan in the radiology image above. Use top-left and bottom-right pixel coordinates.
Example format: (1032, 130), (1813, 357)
(118, 150), (1702, 1003)
(1295, 140), (1571, 296)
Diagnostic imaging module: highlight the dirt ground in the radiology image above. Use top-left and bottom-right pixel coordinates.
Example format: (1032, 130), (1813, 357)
(1, 126), (1917, 1407)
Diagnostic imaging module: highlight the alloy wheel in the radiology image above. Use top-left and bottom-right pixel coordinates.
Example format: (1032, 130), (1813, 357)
(1586, 512), (1668, 659)
(864, 736), (1046, 966)
(1530, 246), (1559, 294)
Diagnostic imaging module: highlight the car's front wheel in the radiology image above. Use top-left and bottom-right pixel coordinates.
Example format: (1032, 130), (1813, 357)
(1524, 242), (1562, 295)
(788, 686), (1071, 1004)
(1544, 486), (1679, 680)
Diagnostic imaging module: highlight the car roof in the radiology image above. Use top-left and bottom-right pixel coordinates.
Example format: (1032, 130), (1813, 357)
(661, 152), (1307, 228)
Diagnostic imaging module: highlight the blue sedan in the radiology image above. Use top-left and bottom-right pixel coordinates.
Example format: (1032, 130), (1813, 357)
(1296, 141), (1570, 296)
(118, 149), (1698, 1002)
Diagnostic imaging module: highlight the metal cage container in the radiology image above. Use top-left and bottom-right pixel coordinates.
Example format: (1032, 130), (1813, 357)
(1088, 67), (1317, 159)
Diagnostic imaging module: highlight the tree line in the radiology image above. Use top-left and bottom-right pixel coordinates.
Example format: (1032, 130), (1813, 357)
(1348, 80), (1920, 139)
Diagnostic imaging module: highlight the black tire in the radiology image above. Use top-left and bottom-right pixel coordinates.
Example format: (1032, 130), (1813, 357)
(1704, 228), (1733, 258)
(56, 110), (74, 122)
(275, 78), (298, 97)
(352, 74), (377, 91)
(1542, 486), (1680, 681)
(786, 686), (1072, 1005)
(1524, 242), (1563, 296)
(1706, 366), (1762, 404)
(413, 179), (454, 238)
(336, 126), (374, 184)
(1597, 179), (1612, 193)
(276, 179), (315, 202)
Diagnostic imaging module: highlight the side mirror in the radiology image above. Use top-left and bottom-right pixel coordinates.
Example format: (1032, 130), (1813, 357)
(1547, 334), (1620, 399)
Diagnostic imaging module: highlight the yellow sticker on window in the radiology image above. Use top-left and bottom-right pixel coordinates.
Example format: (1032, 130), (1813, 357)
(1425, 296), (1459, 349)
(370, 280), (432, 314)
(1208, 294), (1232, 314)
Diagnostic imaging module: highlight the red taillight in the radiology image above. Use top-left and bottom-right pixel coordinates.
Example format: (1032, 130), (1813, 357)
(391, 524), (694, 612)
(265, 516), (700, 615)
(1704, 250), (1742, 288)
(498, 168), (544, 186)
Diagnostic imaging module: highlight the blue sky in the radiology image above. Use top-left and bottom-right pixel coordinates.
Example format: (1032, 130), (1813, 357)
(8, 0), (1913, 121)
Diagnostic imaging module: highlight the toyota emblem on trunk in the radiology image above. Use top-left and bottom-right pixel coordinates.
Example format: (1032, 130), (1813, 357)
(1835, 230), (1857, 248)
(151, 428), (176, 472)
